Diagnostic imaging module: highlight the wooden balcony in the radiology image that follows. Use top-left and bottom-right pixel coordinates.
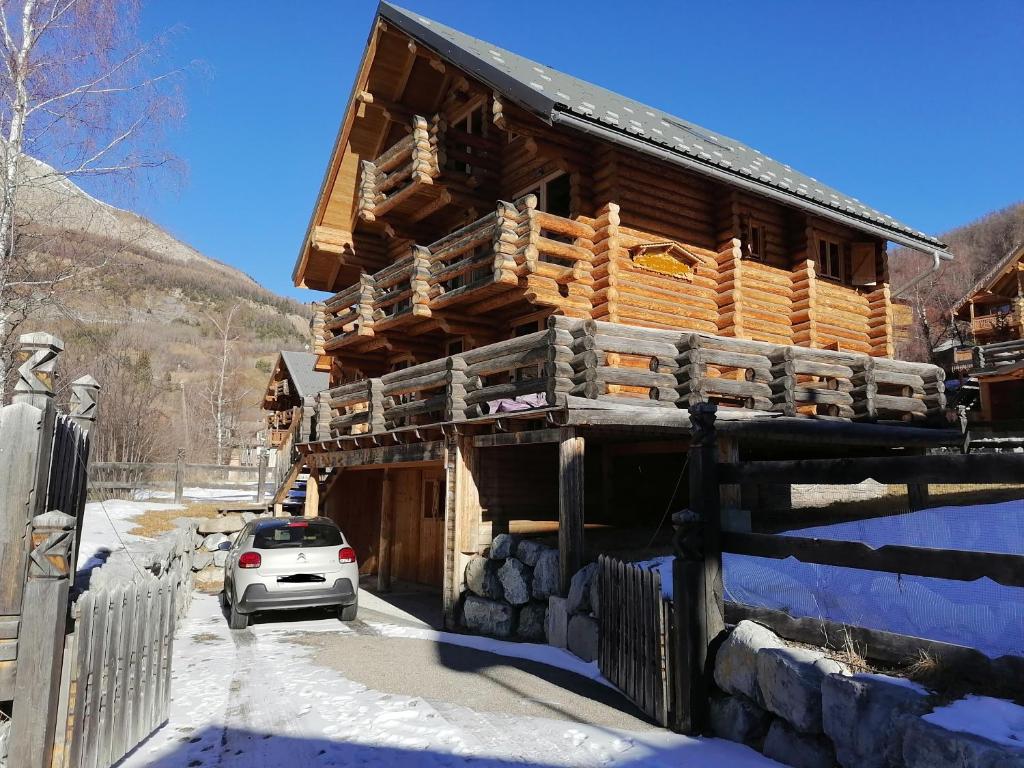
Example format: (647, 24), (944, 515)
(311, 318), (949, 442)
(356, 112), (501, 226)
(971, 312), (1021, 338)
(323, 197), (596, 353)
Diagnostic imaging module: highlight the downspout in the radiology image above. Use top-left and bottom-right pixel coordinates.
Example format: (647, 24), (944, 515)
(892, 249), (951, 299)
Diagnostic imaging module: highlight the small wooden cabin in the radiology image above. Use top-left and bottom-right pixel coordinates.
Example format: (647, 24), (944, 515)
(262, 351), (330, 446)
(285, 3), (959, 620)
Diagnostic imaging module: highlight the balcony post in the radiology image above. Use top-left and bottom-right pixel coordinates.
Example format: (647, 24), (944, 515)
(411, 245), (433, 317)
(493, 200), (520, 285)
(357, 159), (379, 222)
(357, 273), (377, 336)
(411, 115), (436, 184)
(367, 378), (386, 433)
(445, 356), (468, 422)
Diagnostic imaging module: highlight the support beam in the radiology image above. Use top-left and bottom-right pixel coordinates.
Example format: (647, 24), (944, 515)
(304, 469), (320, 517)
(442, 437), (482, 628)
(376, 470), (394, 592)
(558, 427), (585, 595)
(717, 436), (749, 532)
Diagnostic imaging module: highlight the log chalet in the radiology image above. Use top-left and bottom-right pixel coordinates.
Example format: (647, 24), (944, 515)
(283, 2), (962, 625)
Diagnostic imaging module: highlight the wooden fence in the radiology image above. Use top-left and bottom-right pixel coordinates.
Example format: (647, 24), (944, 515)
(665, 402), (1024, 735)
(597, 555), (673, 727)
(50, 529), (194, 768)
(88, 454), (269, 503)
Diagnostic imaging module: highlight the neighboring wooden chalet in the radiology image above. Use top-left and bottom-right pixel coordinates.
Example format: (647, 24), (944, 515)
(285, 3), (961, 622)
(262, 350), (330, 446)
(953, 243), (1024, 345)
(945, 244), (1024, 426)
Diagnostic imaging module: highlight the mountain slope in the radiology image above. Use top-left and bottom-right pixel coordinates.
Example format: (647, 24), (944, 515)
(891, 201), (1024, 360)
(11, 158), (311, 462)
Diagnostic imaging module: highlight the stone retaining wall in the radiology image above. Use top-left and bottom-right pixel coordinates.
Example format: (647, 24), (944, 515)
(712, 620), (1024, 768)
(457, 533), (601, 663)
(189, 510), (265, 593)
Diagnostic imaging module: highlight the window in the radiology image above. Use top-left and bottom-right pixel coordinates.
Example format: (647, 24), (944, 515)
(253, 520), (342, 549)
(817, 237), (843, 280)
(422, 478), (442, 519)
(449, 105), (487, 174)
(746, 222), (766, 261)
(446, 338), (465, 356)
(517, 171), (571, 218)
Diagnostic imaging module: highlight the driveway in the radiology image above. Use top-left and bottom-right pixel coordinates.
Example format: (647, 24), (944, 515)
(121, 591), (779, 767)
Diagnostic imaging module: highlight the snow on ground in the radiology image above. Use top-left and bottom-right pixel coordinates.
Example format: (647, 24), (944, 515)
(79, 498), (184, 558)
(924, 696), (1024, 748)
(141, 484), (260, 503)
(124, 595), (779, 768)
(639, 500), (1024, 658)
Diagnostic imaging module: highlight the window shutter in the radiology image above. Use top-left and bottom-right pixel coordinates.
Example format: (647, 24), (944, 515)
(851, 242), (877, 286)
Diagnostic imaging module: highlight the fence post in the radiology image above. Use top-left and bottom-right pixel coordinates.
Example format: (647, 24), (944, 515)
(174, 448), (185, 504)
(671, 402), (725, 735)
(69, 375), (100, 436)
(256, 450), (268, 503)
(9, 511), (76, 768)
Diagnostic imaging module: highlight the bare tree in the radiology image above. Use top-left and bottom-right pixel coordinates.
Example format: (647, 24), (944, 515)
(200, 304), (251, 465)
(0, 0), (182, 394)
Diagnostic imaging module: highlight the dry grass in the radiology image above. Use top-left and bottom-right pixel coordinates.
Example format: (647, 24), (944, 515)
(126, 502), (221, 539)
(830, 629), (870, 673)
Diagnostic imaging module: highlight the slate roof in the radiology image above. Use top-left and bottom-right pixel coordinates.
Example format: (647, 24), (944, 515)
(279, 351), (329, 399)
(380, 2), (949, 255)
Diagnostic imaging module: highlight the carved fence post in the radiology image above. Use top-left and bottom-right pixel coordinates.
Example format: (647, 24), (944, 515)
(9, 510), (76, 768)
(12, 332), (63, 409)
(671, 402), (725, 735)
(69, 375), (100, 436)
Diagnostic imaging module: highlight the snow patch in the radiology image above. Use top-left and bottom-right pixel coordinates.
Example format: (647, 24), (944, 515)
(924, 695), (1024, 749)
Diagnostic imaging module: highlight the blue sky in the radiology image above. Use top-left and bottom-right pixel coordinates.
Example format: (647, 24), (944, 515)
(134, 1), (1024, 300)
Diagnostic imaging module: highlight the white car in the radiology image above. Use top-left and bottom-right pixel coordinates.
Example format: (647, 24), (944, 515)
(222, 516), (359, 629)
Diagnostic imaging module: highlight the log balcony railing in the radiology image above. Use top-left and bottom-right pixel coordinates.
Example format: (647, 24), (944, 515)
(975, 338), (1024, 372)
(971, 311), (1021, 337)
(323, 196), (596, 350)
(356, 112), (505, 224)
(315, 317), (948, 440)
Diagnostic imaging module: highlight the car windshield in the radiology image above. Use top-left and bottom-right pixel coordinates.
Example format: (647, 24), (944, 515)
(253, 522), (342, 549)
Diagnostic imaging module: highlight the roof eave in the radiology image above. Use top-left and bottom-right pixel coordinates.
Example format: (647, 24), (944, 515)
(550, 110), (951, 259)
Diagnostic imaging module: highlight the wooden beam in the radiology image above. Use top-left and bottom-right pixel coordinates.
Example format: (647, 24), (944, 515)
(558, 427), (585, 595)
(718, 452), (1024, 485)
(473, 427), (562, 448)
(717, 435), (749, 532)
(304, 468), (320, 517)
(376, 470), (394, 592)
(726, 602), (1024, 685)
(722, 531), (1024, 588)
(307, 440), (444, 469)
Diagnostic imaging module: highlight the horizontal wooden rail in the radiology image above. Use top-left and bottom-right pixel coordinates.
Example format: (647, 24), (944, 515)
(722, 531), (1024, 588)
(717, 452), (1024, 484)
(725, 602), (1024, 683)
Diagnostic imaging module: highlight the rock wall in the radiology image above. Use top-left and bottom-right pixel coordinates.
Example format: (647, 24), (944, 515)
(458, 534), (557, 642)
(189, 511), (264, 593)
(458, 534), (601, 664)
(711, 620), (1024, 768)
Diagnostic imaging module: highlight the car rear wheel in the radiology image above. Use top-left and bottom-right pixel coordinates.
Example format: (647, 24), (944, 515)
(338, 599), (358, 622)
(228, 596), (248, 630)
